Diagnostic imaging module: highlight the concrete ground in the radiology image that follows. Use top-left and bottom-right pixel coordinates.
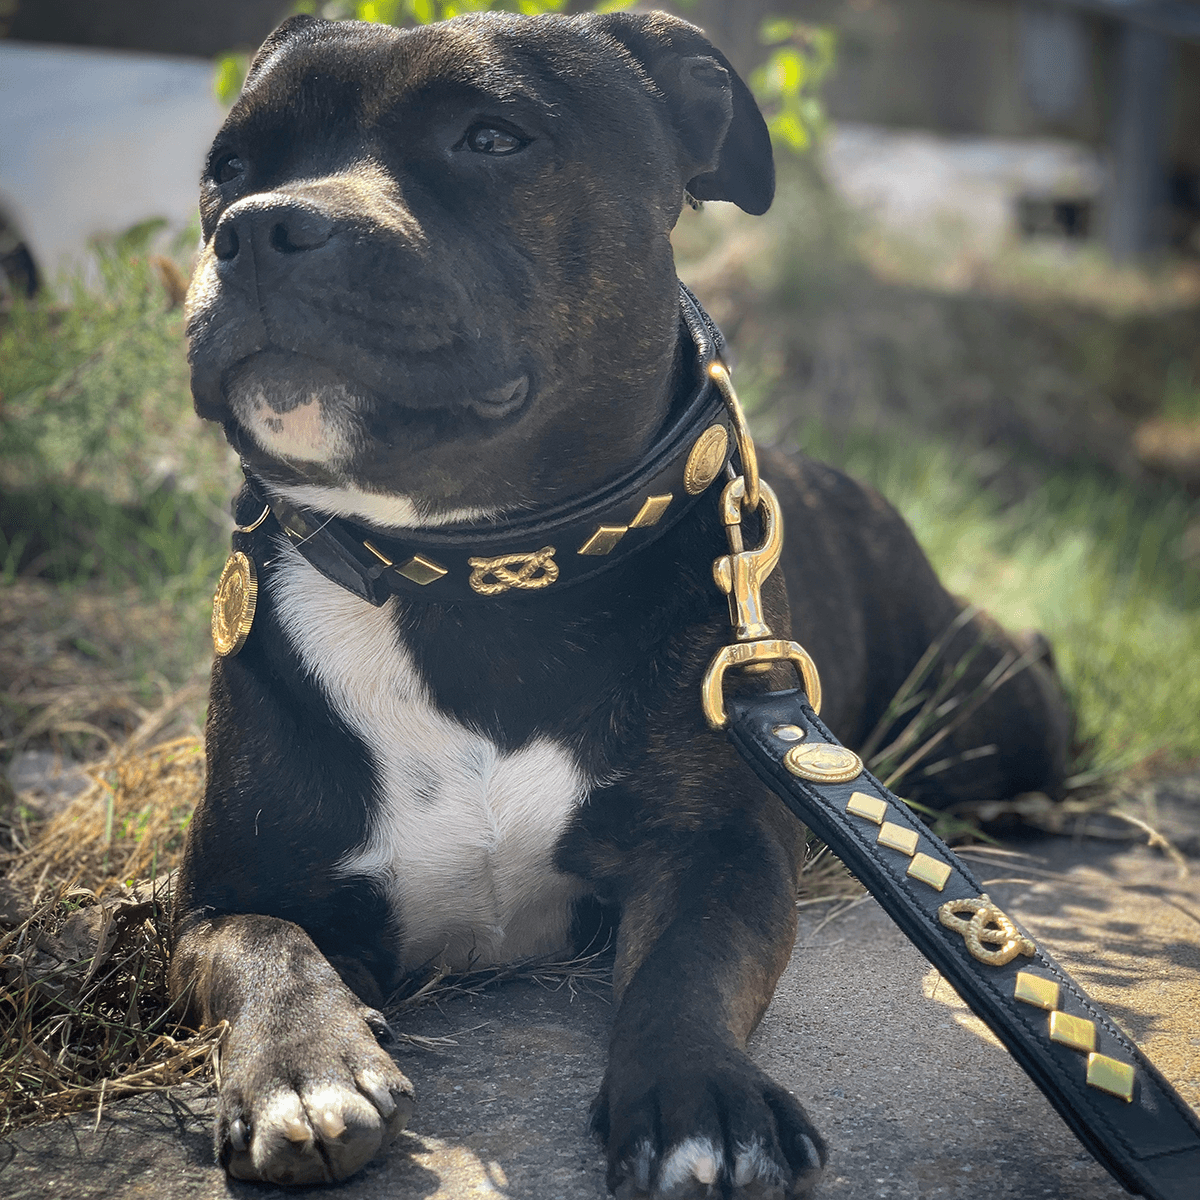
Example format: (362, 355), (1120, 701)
(2, 826), (1197, 1200)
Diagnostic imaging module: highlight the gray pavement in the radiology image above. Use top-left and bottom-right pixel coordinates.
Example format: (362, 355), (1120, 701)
(2, 834), (1197, 1200)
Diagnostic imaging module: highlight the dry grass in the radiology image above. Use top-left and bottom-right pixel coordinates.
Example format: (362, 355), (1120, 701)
(9, 734), (203, 892)
(0, 691), (210, 1135)
(0, 872), (225, 1135)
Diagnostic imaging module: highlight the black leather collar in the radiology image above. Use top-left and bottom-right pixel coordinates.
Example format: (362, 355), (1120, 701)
(236, 284), (738, 605)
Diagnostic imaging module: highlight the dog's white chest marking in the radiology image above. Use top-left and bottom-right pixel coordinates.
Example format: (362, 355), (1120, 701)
(273, 540), (589, 972)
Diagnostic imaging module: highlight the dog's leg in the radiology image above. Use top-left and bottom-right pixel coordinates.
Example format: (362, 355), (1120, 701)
(170, 914), (413, 1185)
(584, 796), (826, 1199)
(890, 609), (1074, 809)
(771, 450), (1074, 807)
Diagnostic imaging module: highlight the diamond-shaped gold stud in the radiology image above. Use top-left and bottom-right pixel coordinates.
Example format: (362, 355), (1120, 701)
(1087, 1053), (1135, 1102)
(1049, 1011), (1096, 1054)
(395, 555), (448, 585)
(907, 852), (952, 891)
(362, 540), (393, 566)
(1014, 972), (1060, 1011)
(579, 494), (675, 555)
(878, 821), (919, 856)
(578, 525), (628, 556)
(629, 494), (673, 528)
(846, 791), (888, 824)
(364, 541), (447, 585)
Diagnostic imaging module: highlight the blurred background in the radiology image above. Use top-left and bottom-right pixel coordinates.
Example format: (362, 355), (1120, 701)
(3, 0), (1200, 881)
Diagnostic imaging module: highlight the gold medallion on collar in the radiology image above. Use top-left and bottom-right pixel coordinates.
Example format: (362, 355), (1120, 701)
(212, 551), (258, 657)
(684, 424), (729, 495)
(784, 743), (863, 784)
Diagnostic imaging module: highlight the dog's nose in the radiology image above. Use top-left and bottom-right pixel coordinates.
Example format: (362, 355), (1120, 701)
(213, 198), (334, 262)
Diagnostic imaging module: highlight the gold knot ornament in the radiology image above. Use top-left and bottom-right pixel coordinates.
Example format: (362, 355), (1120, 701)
(467, 546), (558, 596)
(938, 894), (1035, 967)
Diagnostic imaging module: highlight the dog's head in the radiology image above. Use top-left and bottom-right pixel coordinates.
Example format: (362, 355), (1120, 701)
(186, 10), (773, 526)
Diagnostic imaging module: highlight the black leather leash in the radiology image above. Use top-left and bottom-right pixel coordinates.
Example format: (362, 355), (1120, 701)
(723, 692), (1200, 1200)
(695, 358), (1200, 1200)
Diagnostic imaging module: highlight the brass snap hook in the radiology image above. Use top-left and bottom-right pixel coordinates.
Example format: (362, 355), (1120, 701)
(713, 476), (782, 643)
(701, 475), (823, 729)
(701, 639), (822, 731)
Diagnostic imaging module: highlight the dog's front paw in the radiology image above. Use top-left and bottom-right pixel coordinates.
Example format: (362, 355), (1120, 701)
(594, 1046), (826, 1199)
(216, 1006), (414, 1185)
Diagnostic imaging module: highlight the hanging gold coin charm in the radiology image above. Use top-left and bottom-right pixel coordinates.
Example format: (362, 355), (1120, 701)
(212, 552), (258, 657)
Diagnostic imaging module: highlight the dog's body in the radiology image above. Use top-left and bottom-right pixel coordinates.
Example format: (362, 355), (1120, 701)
(174, 11), (1071, 1196)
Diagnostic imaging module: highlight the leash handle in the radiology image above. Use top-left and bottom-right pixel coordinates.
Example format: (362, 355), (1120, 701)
(723, 692), (1200, 1200)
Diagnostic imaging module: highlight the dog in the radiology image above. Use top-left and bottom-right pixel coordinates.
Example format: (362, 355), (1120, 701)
(174, 10), (1072, 1195)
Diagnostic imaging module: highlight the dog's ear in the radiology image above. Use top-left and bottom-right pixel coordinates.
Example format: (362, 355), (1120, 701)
(243, 14), (330, 92)
(593, 11), (775, 215)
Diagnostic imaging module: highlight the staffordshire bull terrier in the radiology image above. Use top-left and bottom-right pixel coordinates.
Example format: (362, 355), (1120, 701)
(173, 10), (1071, 1195)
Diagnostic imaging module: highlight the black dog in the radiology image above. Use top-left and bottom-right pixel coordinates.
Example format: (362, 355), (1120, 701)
(174, 10), (1071, 1195)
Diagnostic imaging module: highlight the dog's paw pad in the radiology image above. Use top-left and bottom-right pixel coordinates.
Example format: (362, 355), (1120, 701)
(225, 1092), (325, 1184)
(601, 1055), (826, 1199)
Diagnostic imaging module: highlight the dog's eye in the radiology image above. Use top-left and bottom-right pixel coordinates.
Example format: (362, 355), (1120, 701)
(213, 154), (245, 184)
(462, 125), (527, 156)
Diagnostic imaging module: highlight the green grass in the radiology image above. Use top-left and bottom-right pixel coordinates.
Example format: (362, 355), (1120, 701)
(792, 422), (1200, 776)
(675, 160), (1200, 782)
(0, 224), (237, 652)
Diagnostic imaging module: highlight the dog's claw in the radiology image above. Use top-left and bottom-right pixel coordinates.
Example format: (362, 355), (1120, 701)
(229, 1118), (249, 1153)
(313, 1109), (347, 1140)
(283, 1114), (313, 1144)
(359, 1070), (412, 1124)
(364, 1008), (396, 1046)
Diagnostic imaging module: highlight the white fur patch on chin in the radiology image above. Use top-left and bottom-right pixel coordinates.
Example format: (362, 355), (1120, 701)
(271, 482), (493, 531)
(236, 387), (355, 465)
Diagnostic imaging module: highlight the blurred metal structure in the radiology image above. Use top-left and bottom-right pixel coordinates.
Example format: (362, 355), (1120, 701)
(1, 0), (293, 57)
(800, 0), (1199, 260)
(1042, 0), (1200, 41)
(1042, 0), (1194, 259)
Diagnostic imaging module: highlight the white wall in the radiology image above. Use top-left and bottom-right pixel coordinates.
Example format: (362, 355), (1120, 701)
(0, 41), (227, 282)
(822, 123), (1106, 254)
